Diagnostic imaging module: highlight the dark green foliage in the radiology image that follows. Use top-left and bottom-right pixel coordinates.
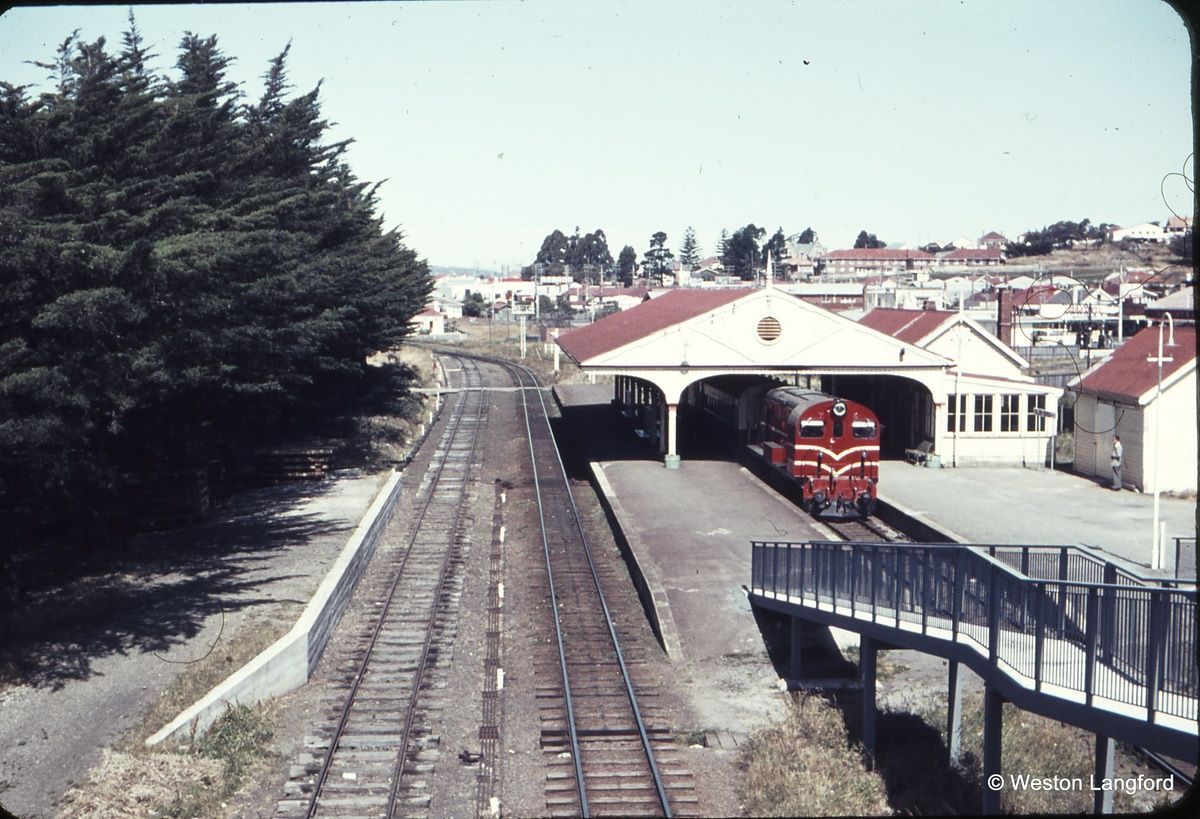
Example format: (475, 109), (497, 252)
(678, 226), (699, 268)
(1006, 218), (1112, 257)
(617, 245), (637, 285)
(853, 230), (886, 249)
(723, 224), (765, 279)
(1169, 230), (1192, 262)
(642, 230), (674, 284)
(530, 226), (613, 282)
(764, 227), (786, 264)
(796, 226), (815, 245)
(0, 25), (430, 554)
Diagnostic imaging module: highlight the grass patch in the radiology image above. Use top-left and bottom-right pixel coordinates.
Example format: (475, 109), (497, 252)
(124, 616), (283, 751)
(737, 693), (890, 816)
(58, 704), (276, 819)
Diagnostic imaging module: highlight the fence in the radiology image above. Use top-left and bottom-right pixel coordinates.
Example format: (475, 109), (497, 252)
(750, 540), (1198, 724)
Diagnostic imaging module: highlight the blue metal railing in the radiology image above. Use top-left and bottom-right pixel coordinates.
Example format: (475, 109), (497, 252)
(750, 540), (1199, 724)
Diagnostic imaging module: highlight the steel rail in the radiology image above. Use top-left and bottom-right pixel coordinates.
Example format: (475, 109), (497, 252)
(384, 356), (488, 818)
(303, 354), (484, 818)
(510, 362), (588, 814)
(498, 356), (672, 818)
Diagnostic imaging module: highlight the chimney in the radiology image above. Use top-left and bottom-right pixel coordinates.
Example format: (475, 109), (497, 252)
(997, 288), (1013, 346)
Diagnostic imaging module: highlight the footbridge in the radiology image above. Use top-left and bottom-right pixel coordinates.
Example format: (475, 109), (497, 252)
(748, 539), (1197, 814)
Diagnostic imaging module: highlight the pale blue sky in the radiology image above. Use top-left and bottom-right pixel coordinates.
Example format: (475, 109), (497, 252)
(0, 1), (1193, 271)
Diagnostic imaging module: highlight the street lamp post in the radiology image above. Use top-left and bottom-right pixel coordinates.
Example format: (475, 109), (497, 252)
(1148, 312), (1175, 570)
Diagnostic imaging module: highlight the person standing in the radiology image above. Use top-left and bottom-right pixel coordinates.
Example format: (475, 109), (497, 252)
(1110, 434), (1123, 490)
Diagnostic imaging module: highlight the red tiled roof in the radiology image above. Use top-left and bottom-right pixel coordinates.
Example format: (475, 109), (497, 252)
(858, 307), (955, 345)
(1010, 285), (1069, 306)
(1076, 326), (1196, 403)
(556, 288), (750, 363)
(979, 231), (1008, 241)
(820, 248), (934, 261)
(941, 247), (1003, 261)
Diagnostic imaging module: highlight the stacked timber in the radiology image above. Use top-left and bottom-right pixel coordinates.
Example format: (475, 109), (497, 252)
(129, 470), (210, 532)
(255, 446), (334, 484)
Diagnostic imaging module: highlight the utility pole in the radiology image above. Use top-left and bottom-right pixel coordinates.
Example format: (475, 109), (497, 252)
(1147, 313), (1175, 569)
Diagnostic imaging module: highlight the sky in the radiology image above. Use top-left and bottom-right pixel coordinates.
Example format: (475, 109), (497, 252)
(0, 1), (1194, 272)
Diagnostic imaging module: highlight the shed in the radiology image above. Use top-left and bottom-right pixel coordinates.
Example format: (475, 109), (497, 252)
(1070, 325), (1196, 492)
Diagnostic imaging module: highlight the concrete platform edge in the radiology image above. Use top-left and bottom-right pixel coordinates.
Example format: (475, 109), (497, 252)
(145, 468), (405, 746)
(588, 462), (684, 660)
(875, 494), (967, 544)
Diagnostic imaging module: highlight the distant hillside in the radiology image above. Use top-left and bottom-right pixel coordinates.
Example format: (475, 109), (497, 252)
(1013, 243), (1181, 281)
(430, 265), (499, 278)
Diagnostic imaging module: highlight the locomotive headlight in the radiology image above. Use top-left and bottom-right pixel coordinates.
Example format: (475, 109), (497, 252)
(832, 401), (847, 417)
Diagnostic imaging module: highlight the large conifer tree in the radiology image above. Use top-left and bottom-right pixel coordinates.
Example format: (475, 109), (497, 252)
(0, 23), (430, 550)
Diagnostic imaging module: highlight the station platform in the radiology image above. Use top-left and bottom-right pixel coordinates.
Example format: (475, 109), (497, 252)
(876, 460), (1196, 578)
(552, 382), (1197, 727)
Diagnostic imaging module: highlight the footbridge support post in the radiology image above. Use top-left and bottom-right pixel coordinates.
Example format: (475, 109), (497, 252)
(1093, 734), (1115, 814)
(982, 684), (1004, 815)
(861, 635), (878, 760)
(947, 660), (965, 768)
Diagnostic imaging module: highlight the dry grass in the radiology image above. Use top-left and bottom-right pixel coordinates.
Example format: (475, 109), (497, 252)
(125, 616), (284, 753)
(56, 748), (224, 819)
(59, 617), (287, 817)
(915, 693), (1185, 814)
(60, 703), (276, 819)
(430, 318), (588, 385)
(737, 693), (891, 816)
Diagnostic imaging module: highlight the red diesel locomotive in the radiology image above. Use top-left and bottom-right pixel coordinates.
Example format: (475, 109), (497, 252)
(757, 387), (880, 518)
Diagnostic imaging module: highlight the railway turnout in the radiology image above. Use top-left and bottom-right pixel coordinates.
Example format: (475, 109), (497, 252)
(749, 538), (1198, 813)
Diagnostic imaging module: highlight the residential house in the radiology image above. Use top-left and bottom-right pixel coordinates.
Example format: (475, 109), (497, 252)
(978, 231), (1009, 249)
(413, 308), (446, 335)
(1110, 223), (1167, 243)
(1164, 215), (1192, 236)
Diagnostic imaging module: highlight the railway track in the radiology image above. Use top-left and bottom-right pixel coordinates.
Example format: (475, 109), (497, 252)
(822, 514), (906, 543)
(484, 355), (694, 817)
(276, 356), (485, 818)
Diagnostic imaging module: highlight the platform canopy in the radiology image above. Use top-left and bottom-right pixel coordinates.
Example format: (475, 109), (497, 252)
(557, 287), (952, 402)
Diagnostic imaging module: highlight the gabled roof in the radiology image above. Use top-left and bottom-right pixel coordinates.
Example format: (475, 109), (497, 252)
(979, 231), (1008, 241)
(557, 288), (749, 363)
(1165, 215), (1192, 230)
(859, 307), (956, 344)
(860, 307), (1030, 370)
(1074, 326), (1196, 404)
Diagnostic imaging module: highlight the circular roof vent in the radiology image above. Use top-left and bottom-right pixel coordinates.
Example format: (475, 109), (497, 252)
(757, 316), (782, 343)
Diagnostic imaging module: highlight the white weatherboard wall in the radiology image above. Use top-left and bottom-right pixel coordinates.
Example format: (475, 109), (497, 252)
(1140, 374), (1197, 492)
(146, 469), (404, 746)
(1073, 371), (1196, 493)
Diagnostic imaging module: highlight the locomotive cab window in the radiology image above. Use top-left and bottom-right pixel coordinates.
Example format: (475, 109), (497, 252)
(800, 420), (824, 438)
(851, 420), (877, 439)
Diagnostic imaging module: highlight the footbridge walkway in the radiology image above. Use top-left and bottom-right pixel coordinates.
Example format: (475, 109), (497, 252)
(748, 539), (1198, 813)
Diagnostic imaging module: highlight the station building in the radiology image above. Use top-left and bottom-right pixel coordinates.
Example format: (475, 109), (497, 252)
(1070, 324), (1197, 493)
(555, 286), (1061, 468)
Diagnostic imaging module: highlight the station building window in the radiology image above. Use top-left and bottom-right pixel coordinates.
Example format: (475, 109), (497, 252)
(973, 394), (993, 432)
(1027, 394), (1047, 432)
(947, 394), (967, 432)
(1000, 394), (1020, 432)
